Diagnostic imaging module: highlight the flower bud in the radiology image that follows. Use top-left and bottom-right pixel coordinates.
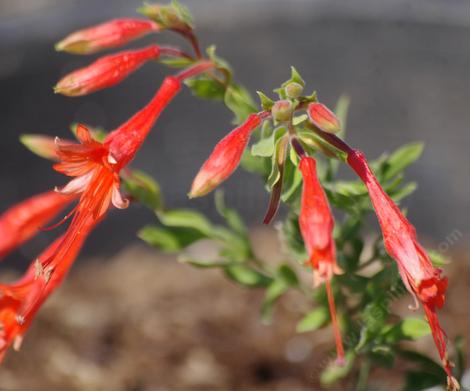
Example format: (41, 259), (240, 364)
(55, 45), (160, 96)
(271, 100), (293, 122)
(55, 19), (159, 55)
(138, 3), (192, 30)
(285, 82), (303, 99)
(307, 102), (341, 134)
(189, 114), (263, 198)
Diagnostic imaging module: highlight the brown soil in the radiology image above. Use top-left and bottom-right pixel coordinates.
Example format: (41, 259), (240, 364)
(0, 229), (468, 391)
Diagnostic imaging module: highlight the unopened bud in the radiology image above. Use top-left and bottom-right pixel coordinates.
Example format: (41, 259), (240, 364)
(55, 19), (159, 55)
(138, 3), (191, 30)
(271, 100), (293, 122)
(285, 82), (303, 99)
(307, 103), (341, 134)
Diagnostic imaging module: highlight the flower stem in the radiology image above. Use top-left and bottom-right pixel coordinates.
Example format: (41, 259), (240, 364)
(171, 27), (202, 59)
(159, 46), (194, 60)
(176, 61), (215, 82)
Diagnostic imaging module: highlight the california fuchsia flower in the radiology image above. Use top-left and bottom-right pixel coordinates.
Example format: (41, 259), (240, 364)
(55, 19), (159, 54)
(189, 111), (270, 198)
(308, 102), (341, 134)
(298, 156), (344, 362)
(347, 150), (459, 389)
(0, 191), (75, 259)
(105, 76), (182, 169)
(0, 216), (97, 361)
(0, 74), (185, 361)
(55, 45), (161, 96)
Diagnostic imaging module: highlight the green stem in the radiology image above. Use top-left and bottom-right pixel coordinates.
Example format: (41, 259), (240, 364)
(355, 359), (371, 391)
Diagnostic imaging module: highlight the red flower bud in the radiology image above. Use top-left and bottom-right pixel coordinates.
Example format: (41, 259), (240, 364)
(0, 191), (76, 259)
(189, 112), (268, 198)
(298, 156), (344, 363)
(308, 102), (341, 134)
(55, 19), (159, 55)
(55, 45), (160, 96)
(347, 150), (459, 387)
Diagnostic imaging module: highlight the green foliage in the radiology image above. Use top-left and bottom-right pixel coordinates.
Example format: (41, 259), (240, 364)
(125, 9), (455, 388)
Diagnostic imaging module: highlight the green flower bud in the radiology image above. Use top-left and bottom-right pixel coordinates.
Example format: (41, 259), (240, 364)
(271, 100), (293, 122)
(285, 82), (303, 99)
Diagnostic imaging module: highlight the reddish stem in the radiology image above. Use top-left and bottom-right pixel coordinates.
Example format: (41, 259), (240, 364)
(159, 46), (194, 60)
(171, 27), (202, 59)
(176, 61), (215, 81)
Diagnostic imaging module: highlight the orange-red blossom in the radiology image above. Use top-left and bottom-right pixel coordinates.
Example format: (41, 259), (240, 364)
(298, 156), (344, 363)
(347, 150), (459, 390)
(0, 73), (184, 361)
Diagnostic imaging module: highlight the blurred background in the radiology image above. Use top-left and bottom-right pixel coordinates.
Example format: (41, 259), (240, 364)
(0, 1), (470, 390)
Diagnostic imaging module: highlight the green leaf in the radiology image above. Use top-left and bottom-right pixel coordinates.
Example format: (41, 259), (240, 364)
(224, 84), (258, 124)
(267, 134), (288, 188)
(224, 264), (272, 287)
(383, 318), (431, 343)
(292, 114), (308, 126)
(240, 151), (270, 176)
(404, 371), (445, 391)
(382, 142), (424, 181)
(280, 158), (302, 202)
(214, 190), (248, 237)
(252, 126), (285, 158)
(279, 213), (307, 262)
(427, 249), (449, 267)
(122, 170), (163, 211)
(261, 264), (299, 322)
(138, 225), (204, 252)
(320, 352), (355, 386)
(179, 255), (232, 268)
(296, 307), (329, 333)
(157, 209), (214, 237)
(185, 75), (226, 100)
(256, 91), (274, 111)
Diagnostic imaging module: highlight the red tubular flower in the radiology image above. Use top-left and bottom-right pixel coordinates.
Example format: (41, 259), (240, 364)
(347, 150), (459, 390)
(0, 191), (75, 259)
(105, 75), (181, 169)
(298, 156), (344, 363)
(189, 111), (270, 198)
(55, 19), (159, 55)
(0, 216), (97, 361)
(55, 45), (161, 96)
(308, 102), (341, 134)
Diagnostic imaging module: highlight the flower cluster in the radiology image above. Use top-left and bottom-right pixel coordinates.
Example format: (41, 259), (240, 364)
(189, 80), (459, 389)
(0, 2), (460, 390)
(0, 2), (215, 362)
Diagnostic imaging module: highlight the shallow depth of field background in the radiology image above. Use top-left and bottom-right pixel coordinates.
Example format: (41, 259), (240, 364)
(0, 1), (469, 390)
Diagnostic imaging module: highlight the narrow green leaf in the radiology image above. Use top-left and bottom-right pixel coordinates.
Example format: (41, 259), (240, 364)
(296, 307), (329, 333)
(383, 318), (431, 343)
(382, 142), (424, 181)
(122, 170), (163, 211)
(224, 264), (272, 287)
